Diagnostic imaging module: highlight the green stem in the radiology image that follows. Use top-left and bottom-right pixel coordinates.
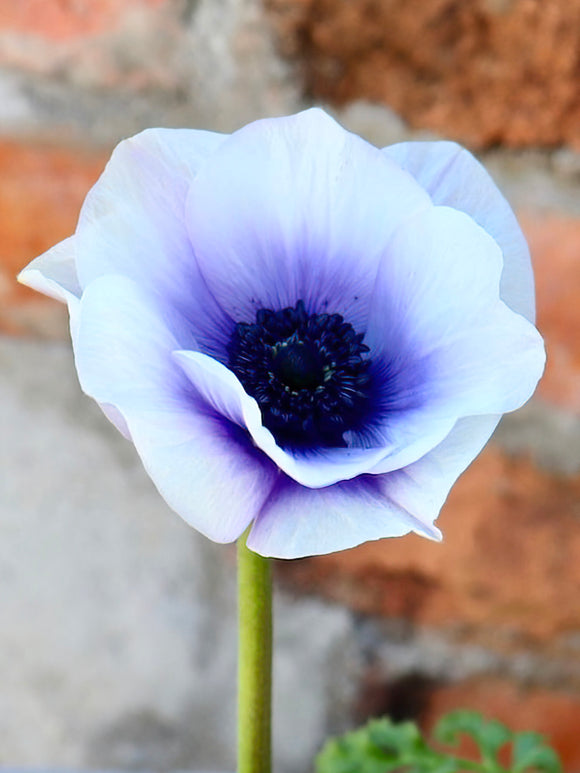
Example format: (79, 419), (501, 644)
(237, 528), (272, 773)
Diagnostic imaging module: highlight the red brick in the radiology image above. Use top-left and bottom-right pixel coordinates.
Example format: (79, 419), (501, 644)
(266, 0), (580, 149)
(278, 447), (580, 647)
(423, 678), (580, 772)
(521, 214), (580, 414)
(0, 0), (169, 40)
(0, 140), (109, 337)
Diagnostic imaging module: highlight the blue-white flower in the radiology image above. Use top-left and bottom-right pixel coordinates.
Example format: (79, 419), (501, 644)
(19, 109), (545, 558)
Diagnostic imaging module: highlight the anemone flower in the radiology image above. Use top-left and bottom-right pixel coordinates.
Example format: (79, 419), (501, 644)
(19, 108), (545, 559)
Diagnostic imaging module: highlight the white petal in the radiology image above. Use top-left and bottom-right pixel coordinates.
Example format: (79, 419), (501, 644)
(186, 108), (430, 329)
(246, 412), (502, 559)
(365, 205), (545, 452)
(74, 127), (227, 313)
(376, 415), (501, 523)
(17, 236), (81, 303)
(100, 402), (132, 440)
(126, 405), (276, 543)
(74, 274), (276, 542)
(248, 476), (441, 559)
(383, 141), (535, 322)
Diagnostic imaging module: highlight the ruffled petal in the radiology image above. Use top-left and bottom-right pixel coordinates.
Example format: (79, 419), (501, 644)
(382, 141), (535, 322)
(364, 205), (544, 472)
(100, 402), (132, 440)
(17, 235), (83, 359)
(76, 127), (226, 287)
(126, 406), (275, 543)
(247, 475), (441, 559)
(74, 127), (233, 358)
(249, 415), (497, 558)
(186, 108), (431, 330)
(375, 415), (501, 522)
(17, 236), (81, 303)
(173, 350), (392, 488)
(74, 274), (276, 542)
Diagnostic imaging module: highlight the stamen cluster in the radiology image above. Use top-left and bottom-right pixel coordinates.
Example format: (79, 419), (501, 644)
(227, 300), (372, 448)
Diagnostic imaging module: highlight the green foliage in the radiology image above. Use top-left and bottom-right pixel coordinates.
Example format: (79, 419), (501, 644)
(315, 710), (562, 773)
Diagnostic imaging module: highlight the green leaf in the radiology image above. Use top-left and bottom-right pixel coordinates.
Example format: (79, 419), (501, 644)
(316, 721), (399, 773)
(434, 710), (511, 767)
(435, 710), (484, 745)
(316, 718), (433, 773)
(368, 717), (426, 755)
(315, 711), (562, 773)
(428, 760), (465, 773)
(511, 731), (562, 773)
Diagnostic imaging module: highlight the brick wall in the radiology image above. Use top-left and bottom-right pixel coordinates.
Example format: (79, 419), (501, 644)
(265, 0), (580, 149)
(1, 0), (579, 769)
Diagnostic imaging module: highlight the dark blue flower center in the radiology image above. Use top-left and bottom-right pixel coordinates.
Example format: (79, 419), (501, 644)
(271, 339), (323, 390)
(227, 300), (372, 449)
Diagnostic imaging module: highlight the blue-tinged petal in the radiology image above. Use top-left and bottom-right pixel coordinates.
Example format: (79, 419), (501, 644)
(17, 236), (83, 369)
(127, 406), (274, 543)
(382, 141), (535, 322)
(186, 108), (431, 330)
(76, 127), (226, 287)
(348, 404), (459, 475)
(100, 402), (132, 440)
(17, 236), (81, 303)
(247, 475), (441, 559)
(74, 127), (233, 359)
(374, 415), (501, 522)
(74, 274), (276, 543)
(173, 354), (459, 488)
(364, 206), (544, 467)
(173, 350), (392, 488)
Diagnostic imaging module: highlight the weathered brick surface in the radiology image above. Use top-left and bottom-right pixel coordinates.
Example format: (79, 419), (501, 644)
(0, 0), (299, 144)
(0, 141), (108, 337)
(266, 0), (580, 149)
(524, 214), (580, 413)
(0, 2), (182, 89)
(0, 0), (169, 40)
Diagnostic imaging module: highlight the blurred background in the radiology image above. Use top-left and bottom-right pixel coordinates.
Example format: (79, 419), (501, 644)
(0, 0), (579, 771)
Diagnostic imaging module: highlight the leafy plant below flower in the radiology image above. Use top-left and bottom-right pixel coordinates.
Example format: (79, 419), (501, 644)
(315, 710), (562, 773)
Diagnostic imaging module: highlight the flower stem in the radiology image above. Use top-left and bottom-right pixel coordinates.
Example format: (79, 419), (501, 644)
(237, 528), (272, 773)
